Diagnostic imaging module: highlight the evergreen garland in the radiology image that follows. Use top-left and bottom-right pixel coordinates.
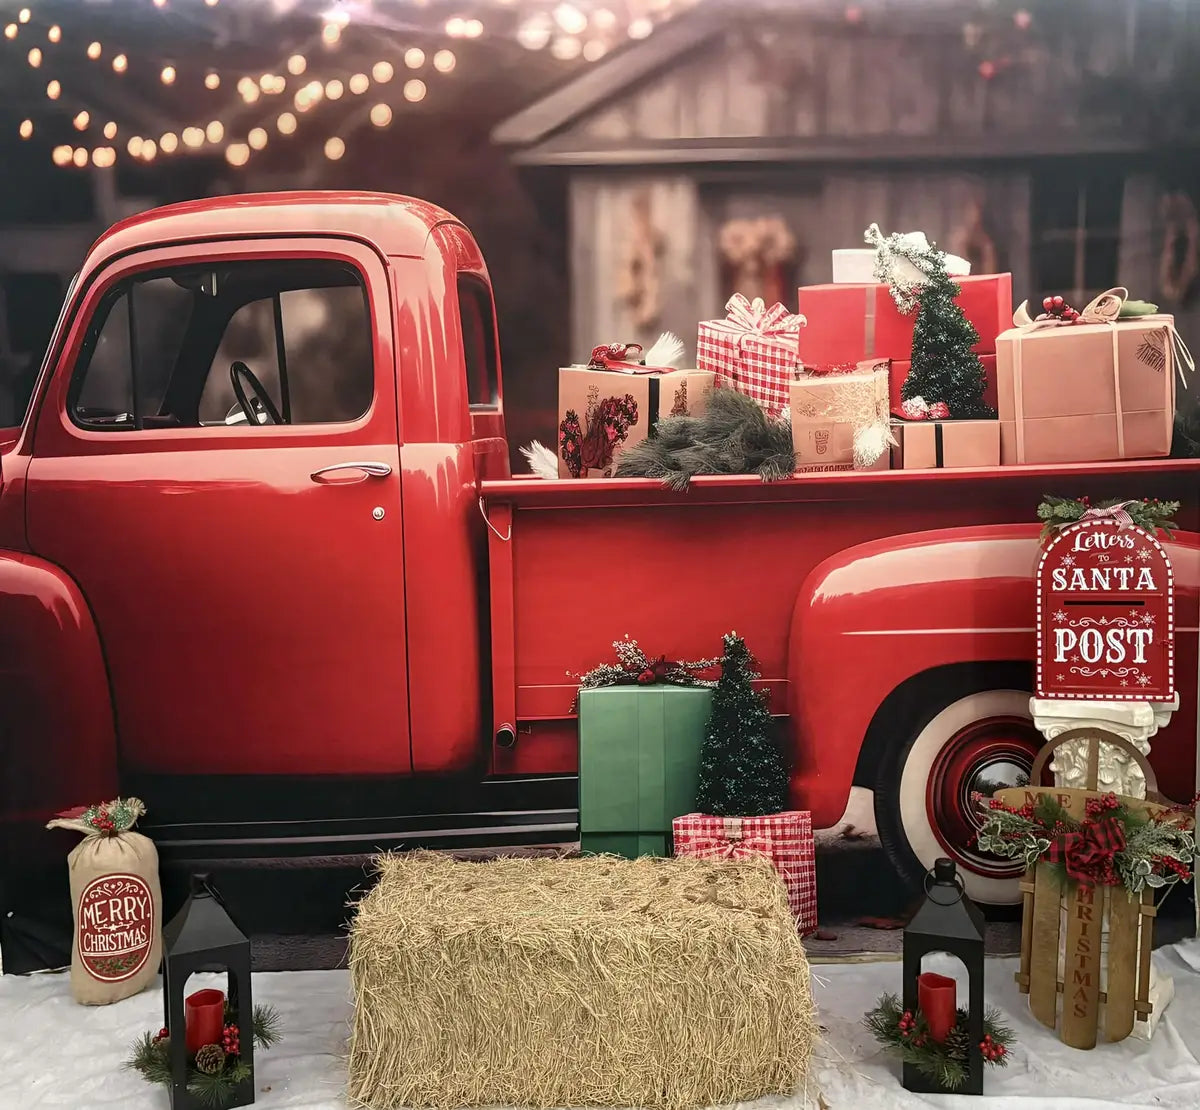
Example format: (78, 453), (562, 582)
(570, 636), (721, 710)
(1036, 495), (1180, 541)
(693, 633), (789, 817)
(612, 387), (796, 490)
(126, 1003), (281, 1109)
(864, 992), (1013, 1091)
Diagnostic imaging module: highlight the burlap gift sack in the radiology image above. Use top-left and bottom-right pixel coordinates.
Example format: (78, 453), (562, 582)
(46, 798), (162, 1005)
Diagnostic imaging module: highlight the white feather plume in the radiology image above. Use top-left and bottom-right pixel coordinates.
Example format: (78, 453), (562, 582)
(853, 422), (897, 469)
(520, 440), (560, 480)
(642, 331), (686, 369)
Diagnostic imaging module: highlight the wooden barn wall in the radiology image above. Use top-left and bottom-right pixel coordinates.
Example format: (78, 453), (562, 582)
(557, 3), (1165, 149)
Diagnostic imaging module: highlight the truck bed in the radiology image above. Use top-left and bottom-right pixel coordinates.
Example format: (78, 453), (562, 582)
(482, 458), (1200, 797)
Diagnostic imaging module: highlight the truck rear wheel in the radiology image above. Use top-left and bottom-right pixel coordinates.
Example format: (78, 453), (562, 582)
(874, 685), (1042, 905)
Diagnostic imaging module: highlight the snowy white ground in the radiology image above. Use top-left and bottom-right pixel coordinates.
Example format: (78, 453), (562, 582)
(5, 941), (1200, 1110)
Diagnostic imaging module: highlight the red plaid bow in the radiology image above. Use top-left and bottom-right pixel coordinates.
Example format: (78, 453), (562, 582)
(685, 835), (775, 864)
(1044, 817), (1126, 885)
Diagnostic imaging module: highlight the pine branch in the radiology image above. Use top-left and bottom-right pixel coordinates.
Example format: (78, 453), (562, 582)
(252, 1004), (282, 1050)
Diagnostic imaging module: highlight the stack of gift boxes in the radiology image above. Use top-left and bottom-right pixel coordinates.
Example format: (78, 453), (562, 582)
(555, 240), (1188, 478)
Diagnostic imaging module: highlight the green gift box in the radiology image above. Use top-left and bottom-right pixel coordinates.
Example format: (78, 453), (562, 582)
(578, 686), (713, 858)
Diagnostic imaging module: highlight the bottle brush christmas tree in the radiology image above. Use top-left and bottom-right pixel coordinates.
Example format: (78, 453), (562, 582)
(694, 632), (789, 817)
(900, 246), (994, 419)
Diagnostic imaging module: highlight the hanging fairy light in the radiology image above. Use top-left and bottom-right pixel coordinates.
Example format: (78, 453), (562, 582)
(517, 17), (552, 50)
(433, 49), (456, 73)
(205, 72), (220, 89)
(72, 147), (88, 168)
(47, 24), (61, 44)
(369, 103), (392, 127)
(46, 79), (61, 99)
(87, 41), (102, 59)
(403, 79), (426, 102)
(160, 132), (179, 153)
(628, 17), (654, 39)
(591, 7), (617, 30)
(583, 39), (607, 61)
(161, 65), (176, 85)
(19, 119), (33, 139)
(348, 72), (369, 93)
(27, 46), (41, 67)
(73, 111), (90, 131)
(127, 136), (144, 158)
(4, 24), (18, 41)
(206, 120), (224, 143)
(554, 4), (588, 36)
(326, 78), (345, 100)
(248, 127), (268, 150)
(18, 8), (31, 24)
(445, 17), (467, 37)
(322, 22), (342, 46)
(225, 142), (250, 167)
(112, 53), (128, 73)
(324, 136), (345, 160)
(93, 147), (117, 168)
(405, 48), (425, 69)
(551, 36), (582, 60)
(141, 139), (157, 162)
(277, 112), (298, 135)
(372, 60), (394, 83)
(52, 145), (72, 166)
(287, 54), (307, 76)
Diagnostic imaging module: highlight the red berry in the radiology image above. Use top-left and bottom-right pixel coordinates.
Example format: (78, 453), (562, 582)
(1042, 297), (1054, 311)
(1052, 295), (1064, 308)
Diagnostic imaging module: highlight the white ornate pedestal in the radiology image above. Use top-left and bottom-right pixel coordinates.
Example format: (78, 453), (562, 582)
(1029, 695), (1181, 1042)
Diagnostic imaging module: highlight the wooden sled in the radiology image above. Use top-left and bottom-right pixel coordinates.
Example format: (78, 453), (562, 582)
(994, 728), (1174, 1050)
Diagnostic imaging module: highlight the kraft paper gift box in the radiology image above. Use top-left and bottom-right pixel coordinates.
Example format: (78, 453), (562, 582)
(889, 355), (999, 415)
(797, 273), (1013, 367)
(790, 360), (892, 471)
(891, 419), (1001, 469)
(672, 812), (818, 933)
(557, 365), (714, 479)
(578, 686), (713, 859)
(697, 293), (805, 417)
(995, 316), (1180, 465)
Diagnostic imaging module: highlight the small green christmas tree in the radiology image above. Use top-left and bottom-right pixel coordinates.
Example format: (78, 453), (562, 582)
(693, 633), (789, 817)
(900, 247), (994, 419)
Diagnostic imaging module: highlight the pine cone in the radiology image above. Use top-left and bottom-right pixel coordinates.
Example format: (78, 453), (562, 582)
(944, 1024), (970, 1061)
(194, 1043), (227, 1075)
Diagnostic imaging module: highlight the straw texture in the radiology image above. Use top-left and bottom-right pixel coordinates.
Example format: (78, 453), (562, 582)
(347, 852), (815, 1110)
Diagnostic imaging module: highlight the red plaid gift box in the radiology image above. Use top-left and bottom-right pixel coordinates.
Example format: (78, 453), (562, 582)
(672, 811), (817, 934)
(697, 294), (806, 418)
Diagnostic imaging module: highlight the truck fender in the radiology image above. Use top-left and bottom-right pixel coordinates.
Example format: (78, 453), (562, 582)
(786, 524), (1044, 829)
(0, 552), (117, 876)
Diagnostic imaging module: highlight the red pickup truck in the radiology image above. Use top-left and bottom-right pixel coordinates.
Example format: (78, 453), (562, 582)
(2, 191), (1198, 931)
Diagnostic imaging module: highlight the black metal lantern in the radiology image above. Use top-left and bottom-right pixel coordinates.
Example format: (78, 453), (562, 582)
(903, 858), (986, 1096)
(162, 873), (255, 1110)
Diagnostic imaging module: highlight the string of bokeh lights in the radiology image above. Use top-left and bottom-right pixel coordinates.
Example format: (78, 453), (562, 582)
(3, 1), (693, 170)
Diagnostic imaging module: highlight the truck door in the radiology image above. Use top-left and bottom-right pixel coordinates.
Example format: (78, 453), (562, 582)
(24, 238), (412, 784)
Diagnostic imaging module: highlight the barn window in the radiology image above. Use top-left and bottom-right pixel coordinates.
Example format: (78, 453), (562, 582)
(1031, 167), (1124, 308)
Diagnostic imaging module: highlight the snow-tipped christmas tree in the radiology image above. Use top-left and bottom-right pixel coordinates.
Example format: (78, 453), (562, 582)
(693, 632), (789, 817)
(899, 246), (994, 419)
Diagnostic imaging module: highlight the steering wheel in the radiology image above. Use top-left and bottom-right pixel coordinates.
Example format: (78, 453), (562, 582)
(230, 361), (284, 426)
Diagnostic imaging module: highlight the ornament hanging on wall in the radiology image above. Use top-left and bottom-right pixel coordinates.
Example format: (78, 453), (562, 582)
(616, 189), (666, 331)
(718, 217), (797, 307)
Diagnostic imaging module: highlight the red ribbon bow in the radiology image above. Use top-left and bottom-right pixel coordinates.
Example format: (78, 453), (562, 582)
(1044, 817), (1126, 885)
(588, 342), (649, 372)
(891, 396), (950, 421)
(685, 835), (775, 863)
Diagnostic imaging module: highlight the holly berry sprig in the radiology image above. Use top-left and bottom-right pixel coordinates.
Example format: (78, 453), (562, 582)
(980, 1034), (1007, 1063)
(1037, 294), (1081, 323)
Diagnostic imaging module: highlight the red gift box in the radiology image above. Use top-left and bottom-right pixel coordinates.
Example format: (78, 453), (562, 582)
(797, 274), (1013, 367)
(672, 811), (817, 934)
(889, 355), (999, 415)
(697, 294), (805, 418)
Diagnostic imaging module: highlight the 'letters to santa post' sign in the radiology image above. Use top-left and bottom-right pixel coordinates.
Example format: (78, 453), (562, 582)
(1036, 519), (1174, 700)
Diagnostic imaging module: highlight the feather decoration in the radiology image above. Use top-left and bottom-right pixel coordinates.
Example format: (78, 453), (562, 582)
(852, 422), (896, 469)
(520, 440), (560, 480)
(642, 331), (686, 369)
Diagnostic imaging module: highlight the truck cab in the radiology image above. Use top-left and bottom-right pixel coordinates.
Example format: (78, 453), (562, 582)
(0, 192), (549, 883)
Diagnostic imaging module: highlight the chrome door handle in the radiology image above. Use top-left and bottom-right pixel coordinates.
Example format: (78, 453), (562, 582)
(311, 461), (393, 480)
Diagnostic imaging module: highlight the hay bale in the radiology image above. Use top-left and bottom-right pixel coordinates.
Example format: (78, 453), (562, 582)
(347, 852), (815, 1110)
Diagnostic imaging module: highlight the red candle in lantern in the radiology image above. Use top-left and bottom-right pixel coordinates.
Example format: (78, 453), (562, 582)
(185, 988), (226, 1053)
(917, 972), (957, 1043)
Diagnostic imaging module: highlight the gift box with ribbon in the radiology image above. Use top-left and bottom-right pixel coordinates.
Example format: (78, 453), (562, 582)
(890, 397), (1001, 470)
(790, 359), (895, 471)
(672, 811), (817, 933)
(797, 275), (1012, 373)
(558, 343), (715, 479)
(696, 293), (805, 417)
(995, 288), (1195, 466)
(578, 686), (713, 859)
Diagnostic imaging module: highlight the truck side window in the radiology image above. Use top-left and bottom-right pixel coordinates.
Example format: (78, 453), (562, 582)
(458, 275), (498, 410)
(68, 260), (373, 431)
